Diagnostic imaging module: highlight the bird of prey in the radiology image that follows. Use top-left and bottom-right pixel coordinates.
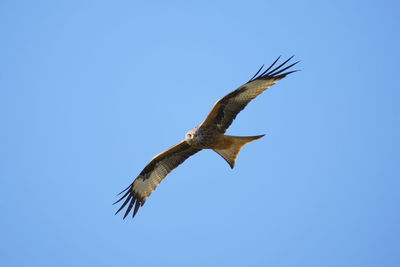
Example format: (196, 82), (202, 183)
(114, 56), (299, 219)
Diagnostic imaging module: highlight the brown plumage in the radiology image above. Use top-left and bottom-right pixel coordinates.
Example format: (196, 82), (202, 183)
(114, 56), (299, 219)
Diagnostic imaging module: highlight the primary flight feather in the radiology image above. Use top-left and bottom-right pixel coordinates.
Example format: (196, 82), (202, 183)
(114, 56), (299, 219)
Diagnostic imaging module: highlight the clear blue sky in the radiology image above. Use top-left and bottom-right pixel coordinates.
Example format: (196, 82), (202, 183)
(1, 1), (399, 266)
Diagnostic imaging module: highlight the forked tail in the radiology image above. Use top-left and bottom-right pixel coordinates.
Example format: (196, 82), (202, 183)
(213, 135), (264, 168)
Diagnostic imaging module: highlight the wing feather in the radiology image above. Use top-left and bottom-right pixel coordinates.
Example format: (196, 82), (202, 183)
(201, 56), (299, 133)
(114, 140), (201, 219)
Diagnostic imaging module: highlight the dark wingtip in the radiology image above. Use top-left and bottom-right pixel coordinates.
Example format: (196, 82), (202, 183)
(247, 64), (265, 83)
(117, 183), (132, 196)
(123, 196), (136, 219)
(273, 69), (300, 80)
(132, 201), (141, 218)
(114, 194), (131, 216)
(248, 56), (299, 82)
(113, 189), (131, 205)
(114, 185), (144, 219)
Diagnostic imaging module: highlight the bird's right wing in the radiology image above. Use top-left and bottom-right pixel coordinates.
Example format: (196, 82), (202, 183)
(201, 56), (299, 133)
(114, 140), (201, 219)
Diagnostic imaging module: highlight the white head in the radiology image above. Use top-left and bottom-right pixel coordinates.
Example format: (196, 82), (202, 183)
(185, 126), (200, 145)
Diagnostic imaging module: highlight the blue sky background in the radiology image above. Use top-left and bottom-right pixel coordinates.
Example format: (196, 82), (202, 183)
(1, 1), (399, 266)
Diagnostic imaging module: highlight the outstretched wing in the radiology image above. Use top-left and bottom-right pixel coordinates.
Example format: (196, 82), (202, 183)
(114, 141), (201, 219)
(201, 56), (299, 133)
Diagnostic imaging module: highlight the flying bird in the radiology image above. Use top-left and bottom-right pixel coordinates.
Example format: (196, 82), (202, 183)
(114, 56), (299, 219)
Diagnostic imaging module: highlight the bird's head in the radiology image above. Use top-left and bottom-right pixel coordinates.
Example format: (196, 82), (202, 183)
(185, 126), (200, 145)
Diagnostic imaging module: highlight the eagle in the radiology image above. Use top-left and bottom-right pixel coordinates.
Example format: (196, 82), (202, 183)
(114, 56), (299, 219)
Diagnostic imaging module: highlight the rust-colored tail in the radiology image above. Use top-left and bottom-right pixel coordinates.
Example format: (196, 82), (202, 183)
(213, 135), (265, 169)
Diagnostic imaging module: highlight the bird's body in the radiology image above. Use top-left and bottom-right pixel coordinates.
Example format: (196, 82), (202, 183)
(114, 56), (299, 219)
(186, 124), (264, 167)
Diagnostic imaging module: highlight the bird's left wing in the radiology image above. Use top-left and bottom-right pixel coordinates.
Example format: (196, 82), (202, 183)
(114, 140), (201, 219)
(201, 56), (299, 133)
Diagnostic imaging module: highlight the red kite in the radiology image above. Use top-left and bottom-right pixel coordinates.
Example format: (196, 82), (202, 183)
(115, 56), (298, 219)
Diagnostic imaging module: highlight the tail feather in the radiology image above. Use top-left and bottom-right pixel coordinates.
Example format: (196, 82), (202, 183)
(213, 135), (264, 168)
